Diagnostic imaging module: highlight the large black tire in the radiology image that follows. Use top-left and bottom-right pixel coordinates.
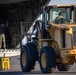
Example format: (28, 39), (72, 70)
(39, 46), (56, 73)
(20, 43), (38, 72)
(57, 64), (70, 71)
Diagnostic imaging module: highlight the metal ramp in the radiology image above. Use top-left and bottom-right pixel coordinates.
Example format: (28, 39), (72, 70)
(0, 48), (20, 70)
(0, 48), (20, 57)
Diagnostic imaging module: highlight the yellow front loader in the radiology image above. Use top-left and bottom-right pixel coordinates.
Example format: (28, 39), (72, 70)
(20, 4), (76, 73)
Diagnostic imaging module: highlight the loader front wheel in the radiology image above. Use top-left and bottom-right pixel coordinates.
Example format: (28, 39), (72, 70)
(57, 64), (70, 71)
(39, 46), (56, 73)
(20, 46), (35, 72)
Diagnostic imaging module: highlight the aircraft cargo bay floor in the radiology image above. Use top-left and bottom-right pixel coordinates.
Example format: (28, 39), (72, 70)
(0, 56), (76, 75)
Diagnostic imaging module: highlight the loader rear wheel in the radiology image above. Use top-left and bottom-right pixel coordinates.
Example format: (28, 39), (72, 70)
(39, 46), (56, 73)
(57, 64), (70, 71)
(20, 46), (35, 72)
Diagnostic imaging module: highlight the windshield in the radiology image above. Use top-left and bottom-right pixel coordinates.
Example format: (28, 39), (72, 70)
(52, 8), (71, 23)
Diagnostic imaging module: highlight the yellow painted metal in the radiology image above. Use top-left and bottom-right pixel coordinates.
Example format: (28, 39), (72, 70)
(0, 58), (10, 70)
(70, 50), (76, 54)
(47, 25), (55, 40)
(50, 23), (70, 30)
(61, 49), (76, 64)
(37, 6), (76, 66)
(22, 52), (26, 67)
(41, 53), (46, 68)
(56, 5), (76, 8)
(68, 28), (72, 34)
(47, 4), (76, 8)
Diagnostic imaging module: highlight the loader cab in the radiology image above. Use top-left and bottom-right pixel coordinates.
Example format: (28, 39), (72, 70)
(40, 5), (76, 49)
(41, 5), (75, 29)
(49, 5), (75, 24)
(48, 6), (74, 49)
(49, 6), (75, 48)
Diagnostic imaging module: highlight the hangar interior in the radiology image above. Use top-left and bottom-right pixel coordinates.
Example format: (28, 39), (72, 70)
(0, 0), (49, 48)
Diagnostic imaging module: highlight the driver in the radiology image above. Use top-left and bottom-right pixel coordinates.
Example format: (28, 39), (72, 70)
(54, 11), (66, 24)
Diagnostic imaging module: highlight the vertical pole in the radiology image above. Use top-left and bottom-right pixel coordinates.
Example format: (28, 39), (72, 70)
(48, 10), (50, 21)
(62, 30), (66, 48)
(20, 22), (22, 49)
(41, 6), (45, 39)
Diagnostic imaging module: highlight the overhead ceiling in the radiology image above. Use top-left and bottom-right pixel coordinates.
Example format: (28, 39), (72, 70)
(0, 0), (27, 4)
